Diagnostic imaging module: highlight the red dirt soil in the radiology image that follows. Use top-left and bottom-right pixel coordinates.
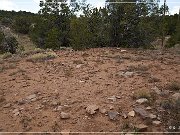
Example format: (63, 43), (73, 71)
(0, 48), (180, 134)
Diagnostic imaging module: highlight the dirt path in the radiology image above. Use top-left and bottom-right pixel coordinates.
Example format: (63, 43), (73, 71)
(0, 48), (180, 133)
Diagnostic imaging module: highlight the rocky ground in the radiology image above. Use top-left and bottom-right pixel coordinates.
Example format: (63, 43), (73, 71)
(0, 47), (180, 134)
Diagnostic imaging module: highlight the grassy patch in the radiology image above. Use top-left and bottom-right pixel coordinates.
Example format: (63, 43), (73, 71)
(27, 51), (57, 62)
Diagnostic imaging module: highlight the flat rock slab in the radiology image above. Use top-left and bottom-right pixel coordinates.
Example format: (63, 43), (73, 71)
(134, 124), (148, 132)
(134, 107), (149, 119)
(108, 111), (119, 120)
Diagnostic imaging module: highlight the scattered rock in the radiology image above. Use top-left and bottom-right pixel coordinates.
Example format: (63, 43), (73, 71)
(146, 106), (152, 110)
(61, 129), (70, 135)
(12, 109), (20, 116)
(99, 108), (107, 114)
(151, 86), (161, 95)
(86, 105), (99, 115)
(172, 93), (180, 100)
(134, 124), (148, 132)
(118, 71), (134, 77)
(152, 121), (161, 126)
(79, 80), (85, 83)
(122, 113), (128, 119)
(60, 112), (70, 119)
(128, 111), (135, 117)
(121, 50), (127, 52)
(124, 72), (134, 77)
(18, 99), (26, 105)
(50, 100), (61, 107)
(134, 107), (149, 119)
(107, 95), (117, 102)
(149, 114), (157, 119)
(109, 105), (114, 110)
(136, 98), (148, 104)
(26, 94), (37, 101)
(76, 64), (83, 69)
(108, 111), (119, 120)
(3, 103), (11, 108)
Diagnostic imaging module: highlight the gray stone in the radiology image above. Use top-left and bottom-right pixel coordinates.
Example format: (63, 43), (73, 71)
(108, 111), (119, 120)
(134, 107), (149, 119)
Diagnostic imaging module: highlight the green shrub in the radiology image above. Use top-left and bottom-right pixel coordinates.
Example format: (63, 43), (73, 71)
(13, 17), (31, 34)
(1, 17), (12, 26)
(0, 36), (18, 54)
(0, 31), (4, 45)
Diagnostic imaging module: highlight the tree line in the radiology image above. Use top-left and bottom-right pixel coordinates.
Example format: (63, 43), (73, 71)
(0, 0), (180, 52)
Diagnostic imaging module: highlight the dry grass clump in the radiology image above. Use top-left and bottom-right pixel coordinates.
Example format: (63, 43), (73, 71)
(132, 90), (151, 100)
(21, 48), (45, 56)
(27, 51), (58, 62)
(0, 52), (12, 59)
(166, 81), (180, 92)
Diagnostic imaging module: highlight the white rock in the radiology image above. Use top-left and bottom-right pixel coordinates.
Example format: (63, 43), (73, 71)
(86, 105), (99, 115)
(60, 112), (70, 119)
(136, 98), (148, 104)
(149, 114), (157, 119)
(146, 106), (152, 110)
(76, 64), (83, 69)
(128, 111), (135, 117)
(152, 121), (161, 126)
